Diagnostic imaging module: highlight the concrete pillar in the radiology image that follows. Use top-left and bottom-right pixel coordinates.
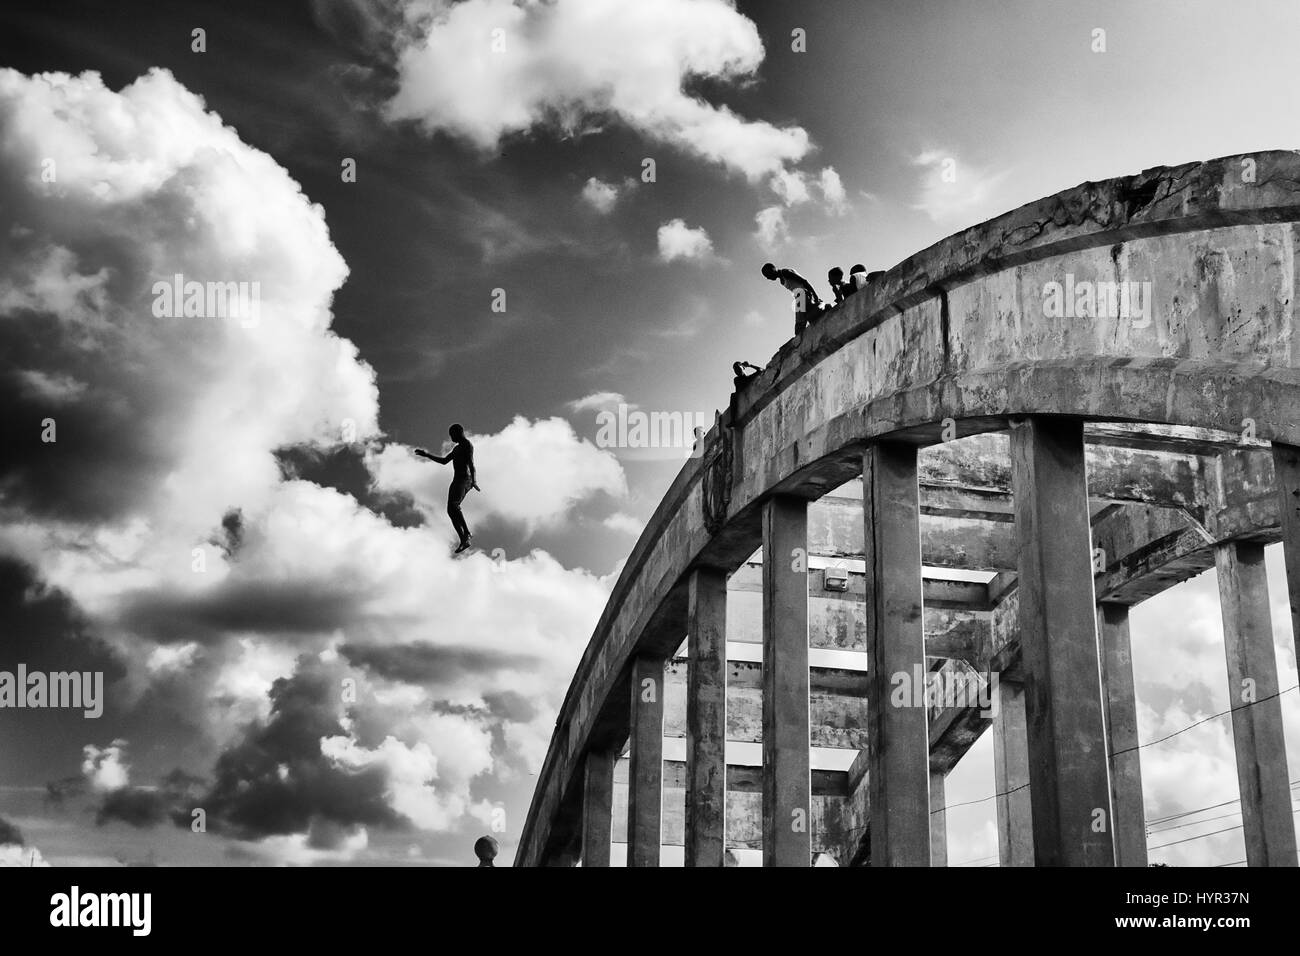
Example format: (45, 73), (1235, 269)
(581, 747), (615, 867)
(992, 677), (1034, 866)
(627, 654), (664, 867)
(863, 442), (931, 866)
(1009, 416), (1114, 866)
(761, 495), (811, 867)
(1097, 602), (1147, 867)
(1215, 541), (1298, 867)
(1272, 442), (1300, 654)
(929, 771), (947, 866)
(685, 567), (728, 867)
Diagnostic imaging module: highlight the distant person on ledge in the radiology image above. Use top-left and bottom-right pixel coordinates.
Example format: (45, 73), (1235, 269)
(762, 262), (822, 335)
(733, 361), (762, 390)
(848, 263), (870, 292)
(415, 423), (479, 553)
(827, 267), (852, 307)
(474, 835), (498, 867)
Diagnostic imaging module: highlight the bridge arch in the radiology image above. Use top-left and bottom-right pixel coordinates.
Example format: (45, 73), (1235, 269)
(519, 150), (1300, 867)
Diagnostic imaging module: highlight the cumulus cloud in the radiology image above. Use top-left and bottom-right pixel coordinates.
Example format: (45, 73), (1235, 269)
(368, 416), (626, 532)
(567, 391), (627, 413)
(0, 816), (48, 867)
(657, 219), (713, 263)
(384, 0), (810, 181)
(82, 740), (130, 792)
(769, 168), (811, 206)
(0, 67), (616, 863)
(602, 512), (643, 536)
(754, 205), (788, 248)
(818, 166), (848, 213)
(580, 176), (620, 214)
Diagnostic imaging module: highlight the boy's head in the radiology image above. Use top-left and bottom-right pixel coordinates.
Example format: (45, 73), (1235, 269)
(761, 262), (778, 280)
(849, 263), (866, 275)
(474, 835), (499, 864)
(449, 423), (465, 441)
(828, 267), (844, 281)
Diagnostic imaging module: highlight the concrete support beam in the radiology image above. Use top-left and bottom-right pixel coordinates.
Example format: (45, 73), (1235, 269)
(1272, 442), (1300, 666)
(581, 748), (615, 867)
(1214, 542), (1298, 867)
(761, 495), (812, 867)
(627, 654), (665, 867)
(1009, 417), (1114, 866)
(864, 443), (931, 866)
(685, 567), (728, 867)
(992, 678), (1033, 866)
(929, 772), (948, 867)
(1097, 603), (1147, 867)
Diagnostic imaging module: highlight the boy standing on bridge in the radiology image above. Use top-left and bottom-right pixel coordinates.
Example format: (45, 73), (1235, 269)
(762, 262), (822, 335)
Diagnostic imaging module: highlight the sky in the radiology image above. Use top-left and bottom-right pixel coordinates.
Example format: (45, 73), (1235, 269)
(1, 0), (1299, 867)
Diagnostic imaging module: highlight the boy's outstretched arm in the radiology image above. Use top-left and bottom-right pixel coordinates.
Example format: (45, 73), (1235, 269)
(414, 447), (451, 464)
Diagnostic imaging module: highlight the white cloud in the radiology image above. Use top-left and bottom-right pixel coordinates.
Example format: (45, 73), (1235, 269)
(754, 205), (788, 248)
(657, 218), (713, 262)
(769, 168), (811, 206)
(240, 828), (370, 866)
(81, 741), (130, 792)
(912, 149), (1010, 223)
(0, 67), (620, 851)
(603, 512), (643, 536)
(580, 176), (620, 214)
(384, 0), (810, 181)
(818, 166), (848, 213)
(368, 415), (627, 532)
(0, 844), (49, 867)
(567, 391), (627, 413)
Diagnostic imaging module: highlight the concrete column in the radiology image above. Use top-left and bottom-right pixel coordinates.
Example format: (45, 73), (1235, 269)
(992, 677), (1034, 866)
(1272, 441), (1300, 669)
(863, 442), (931, 866)
(627, 654), (664, 867)
(581, 747), (615, 867)
(1215, 542), (1298, 867)
(685, 567), (728, 867)
(1009, 416), (1114, 866)
(761, 495), (811, 867)
(1097, 602), (1147, 867)
(929, 771), (948, 866)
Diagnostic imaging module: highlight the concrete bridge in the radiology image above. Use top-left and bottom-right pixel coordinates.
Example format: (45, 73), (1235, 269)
(517, 150), (1300, 867)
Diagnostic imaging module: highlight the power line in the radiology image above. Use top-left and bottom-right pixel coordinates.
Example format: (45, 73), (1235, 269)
(1113, 684), (1299, 757)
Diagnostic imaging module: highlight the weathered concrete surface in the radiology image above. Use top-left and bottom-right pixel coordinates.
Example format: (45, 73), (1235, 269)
(1097, 603), (1147, 867)
(627, 655), (664, 867)
(761, 496), (812, 867)
(685, 568), (727, 867)
(864, 443), (931, 866)
(1011, 417), (1114, 867)
(518, 151), (1300, 866)
(1215, 542), (1299, 867)
(581, 748), (615, 867)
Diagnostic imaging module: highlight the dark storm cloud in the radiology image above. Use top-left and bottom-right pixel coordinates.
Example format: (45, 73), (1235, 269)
(0, 557), (118, 666)
(340, 641), (536, 685)
(275, 444), (425, 528)
(116, 578), (362, 644)
(0, 313), (177, 524)
(0, 816), (24, 846)
(190, 657), (400, 843)
(94, 769), (206, 828)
